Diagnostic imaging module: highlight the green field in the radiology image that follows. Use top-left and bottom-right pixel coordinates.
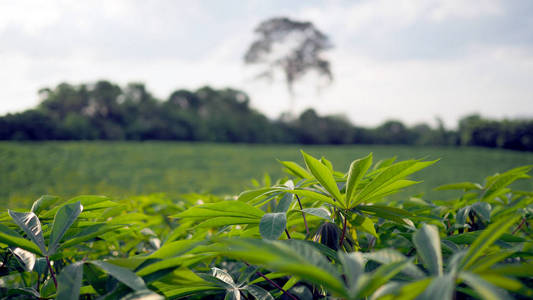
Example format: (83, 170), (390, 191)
(2, 142), (533, 208)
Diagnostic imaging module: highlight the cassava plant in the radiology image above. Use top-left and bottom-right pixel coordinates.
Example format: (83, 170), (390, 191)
(0, 151), (531, 299)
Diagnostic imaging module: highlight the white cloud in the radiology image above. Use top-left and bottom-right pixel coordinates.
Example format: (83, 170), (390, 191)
(0, 0), (531, 129)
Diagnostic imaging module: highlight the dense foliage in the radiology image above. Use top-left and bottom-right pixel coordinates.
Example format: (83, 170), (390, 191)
(1, 151), (532, 299)
(1, 81), (532, 151)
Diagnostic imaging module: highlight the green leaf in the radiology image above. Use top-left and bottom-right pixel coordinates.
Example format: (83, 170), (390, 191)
(8, 210), (47, 255)
(211, 267), (236, 288)
(289, 189), (339, 208)
(219, 239), (345, 296)
(48, 201), (83, 255)
(260, 213), (287, 240)
(338, 251), (364, 288)
(56, 261), (84, 300)
(434, 182), (482, 191)
(245, 285), (274, 300)
(413, 224), (443, 276)
(459, 215), (520, 270)
(299, 208), (332, 221)
(357, 205), (414, 227)
(345, 153), (373, 207)
(275, 193), (294, 213)
(90, 260), (146, 291)
(460, 272), (512, 300)
(301, 151), (344, 207)
(416, 274), (455, 300)
(57, 224), (124, 251)
(31, 195), (61, 215)
(483, 166), (532, 202)
(0, 223), (43, 255)
(238, 188), (280, 203)
(363, 249), (425, 279)
(354, 215), (378, 238)
(176, 201), (265, 219)
(278, 160), (313, 179)
(149, 240), (202, 259)
(121, 289), (164, 300)
(196, 217), (261, 228)
(354, 160), (436, 206)
(444, 231), (525, 245)
(471, 202), (491, 222)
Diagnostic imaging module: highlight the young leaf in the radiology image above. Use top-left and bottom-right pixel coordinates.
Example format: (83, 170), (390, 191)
(57, 261), (84, 300)
(278, 160), (312, 179)
(31, 195), (61, 215)
(48, 201), (83, 255)
(413, 224), (443, 276)
(345, 153), (373, 207)
(8, 210), (47, 255)
(301, 151), (344, 207)
(259, 213), (287, 240)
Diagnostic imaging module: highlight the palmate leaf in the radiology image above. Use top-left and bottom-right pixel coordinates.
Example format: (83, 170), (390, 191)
(301, 151), (345, 207)
(352, 159), (436, 207)
(218, 238), (345, 296)
(459, 214), (520, 270)
(413, 224), (443, 276)
(483, 165), (532, 202)
(259, 212), (287, 240)
(8, 210), (47, 255)
(357, 205), (414, 227)
(48, 201), (83, 255)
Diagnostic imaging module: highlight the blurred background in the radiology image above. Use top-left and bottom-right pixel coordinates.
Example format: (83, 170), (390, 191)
(1, 0), (533, 207)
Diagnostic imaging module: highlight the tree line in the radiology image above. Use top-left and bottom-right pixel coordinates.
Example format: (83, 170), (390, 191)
(1, 80), (532, 151)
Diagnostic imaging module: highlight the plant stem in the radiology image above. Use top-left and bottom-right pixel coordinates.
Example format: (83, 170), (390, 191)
(295, 194), (309, 235)
(339, 213), (348, 248)
(46, 256), (57, 288)
(285, 229), (292, 239)
(244, 262), (298, 300)
(512, 217), (527, 235)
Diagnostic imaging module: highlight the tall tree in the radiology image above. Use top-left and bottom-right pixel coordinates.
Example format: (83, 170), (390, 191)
(244, 17), (333, 112)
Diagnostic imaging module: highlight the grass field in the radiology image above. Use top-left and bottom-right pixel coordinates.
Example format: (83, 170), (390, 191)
(2, 142), (533, 208)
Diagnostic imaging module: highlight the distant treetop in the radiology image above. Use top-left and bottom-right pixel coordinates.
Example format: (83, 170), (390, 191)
(244, 17), (333, 101)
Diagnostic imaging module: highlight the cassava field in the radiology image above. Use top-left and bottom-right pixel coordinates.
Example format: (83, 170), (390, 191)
(1, 141), (533, 208)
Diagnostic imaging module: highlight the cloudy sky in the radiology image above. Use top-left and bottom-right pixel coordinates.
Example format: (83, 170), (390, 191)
(1, 0), (532, 127)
